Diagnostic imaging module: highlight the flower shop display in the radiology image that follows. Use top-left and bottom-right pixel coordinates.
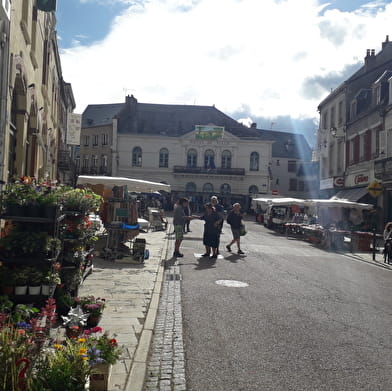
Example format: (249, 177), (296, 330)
(61, 306), (89, 338)
(77, 296), (106, 327)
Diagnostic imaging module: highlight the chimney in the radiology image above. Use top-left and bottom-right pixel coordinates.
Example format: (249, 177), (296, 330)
(126, 94), (137, 106)
(365, 49), (376, 70)
(251, 123), (257, 129)
(382, 35), (390, 50)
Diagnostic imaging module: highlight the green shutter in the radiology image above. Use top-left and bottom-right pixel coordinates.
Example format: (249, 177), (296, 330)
(36, 0), (56, 12)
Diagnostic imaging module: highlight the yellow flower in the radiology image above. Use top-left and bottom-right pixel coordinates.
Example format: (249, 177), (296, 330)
(77, 338), (86, 343)
(78, 348), (87, 355)
(54, 344), (63, 350)
(81, 356), (88, 361)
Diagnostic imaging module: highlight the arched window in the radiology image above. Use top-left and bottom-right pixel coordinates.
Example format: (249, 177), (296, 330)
(220, 183), (231, 195)
(249, 185), (259, 195)
(204, 149), (215, 169)
(159, 148), (169, 168)
(187, 149), (197, 168)
(185, 182), (197, 193)
(203, 183), (214, 193)
(250, 152), (259, 171)
(221, 150), (232, 169)
(132, 147), (142, 167)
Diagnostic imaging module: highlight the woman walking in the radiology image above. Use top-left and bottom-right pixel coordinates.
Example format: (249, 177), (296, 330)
(200, 203), (222, 259)
(226, 203), (245, 255)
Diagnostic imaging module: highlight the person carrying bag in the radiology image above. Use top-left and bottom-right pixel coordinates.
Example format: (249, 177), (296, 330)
(226, 203), (245, 255)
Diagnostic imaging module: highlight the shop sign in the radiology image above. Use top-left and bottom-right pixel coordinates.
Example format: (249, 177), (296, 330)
(320, 177), (334, 190)
(333, 177), (344, 188)
(354, 174), (369, 185)
(367, 180), (383, 198)
(195, 125), (224, 140)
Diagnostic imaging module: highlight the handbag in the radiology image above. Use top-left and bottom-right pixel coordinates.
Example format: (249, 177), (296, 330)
(240, 224), (247, 236)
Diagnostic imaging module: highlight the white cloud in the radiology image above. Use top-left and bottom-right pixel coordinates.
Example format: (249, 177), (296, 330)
(60, 0), (392, 123)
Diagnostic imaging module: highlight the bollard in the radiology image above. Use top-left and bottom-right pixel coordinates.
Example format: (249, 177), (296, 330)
(372, 228), (376, 261)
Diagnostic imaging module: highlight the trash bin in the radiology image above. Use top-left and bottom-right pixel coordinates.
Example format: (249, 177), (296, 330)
(351, 232), (372, 252)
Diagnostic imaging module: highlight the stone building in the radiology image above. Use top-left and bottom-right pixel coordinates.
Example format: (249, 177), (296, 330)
(316, 36), (392, 228)
(1, 0), (74, 186)
(79, 95), (315, 210)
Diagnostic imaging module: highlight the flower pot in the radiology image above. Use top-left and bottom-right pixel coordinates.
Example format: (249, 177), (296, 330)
(65, 326), (83, 339)
(41, 284), (56, 296)
(45, 205), (57, 219)
(87, 314), (102, 328)
(1, 286), (13, 295)
(14, 286), (28, 295)
(28, 285), (41, 295)
(90, 363), (112, 391)
(6, 204), (24, 216)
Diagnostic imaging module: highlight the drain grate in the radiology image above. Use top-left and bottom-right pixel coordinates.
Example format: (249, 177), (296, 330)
(166, 273), (182, 281)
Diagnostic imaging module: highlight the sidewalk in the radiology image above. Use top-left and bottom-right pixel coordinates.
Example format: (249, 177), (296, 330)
(339, 248), (392, 270)
(78, 224), (172, 391)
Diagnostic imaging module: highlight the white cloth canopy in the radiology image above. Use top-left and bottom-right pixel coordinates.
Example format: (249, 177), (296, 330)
(77, 175), (171, 193)
(304, 198), (373, 210)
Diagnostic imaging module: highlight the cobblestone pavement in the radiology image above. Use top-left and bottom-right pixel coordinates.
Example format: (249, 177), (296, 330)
(144, 237), (187, 391)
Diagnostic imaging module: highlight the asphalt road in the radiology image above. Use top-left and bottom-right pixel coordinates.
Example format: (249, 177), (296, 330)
(178, 217), (392, 391)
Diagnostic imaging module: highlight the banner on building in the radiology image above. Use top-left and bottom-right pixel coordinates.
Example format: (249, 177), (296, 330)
(66, 113), (82, 145)
(195, 125), (224, 140)
(36, 0), (56, 12)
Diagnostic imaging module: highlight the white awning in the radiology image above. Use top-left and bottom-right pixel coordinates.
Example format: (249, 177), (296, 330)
(77, 175), (171, 193)
(331, 187), (369, 202)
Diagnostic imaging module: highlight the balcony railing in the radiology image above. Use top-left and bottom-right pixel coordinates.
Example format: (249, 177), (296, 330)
(173, 166), (245, 175)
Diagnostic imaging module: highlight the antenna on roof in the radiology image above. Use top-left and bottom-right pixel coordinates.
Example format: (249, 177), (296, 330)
(123, 88), (134, 96)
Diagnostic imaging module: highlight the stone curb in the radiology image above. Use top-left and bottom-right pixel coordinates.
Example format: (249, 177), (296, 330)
(124, 224), (172, 391)
(339, 251), (392, 271)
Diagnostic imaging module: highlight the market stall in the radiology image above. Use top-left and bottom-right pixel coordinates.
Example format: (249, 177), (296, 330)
(76, 176), (171, 261)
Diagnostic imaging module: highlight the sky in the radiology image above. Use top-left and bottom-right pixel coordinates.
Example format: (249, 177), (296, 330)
(56, 0), (392, 146)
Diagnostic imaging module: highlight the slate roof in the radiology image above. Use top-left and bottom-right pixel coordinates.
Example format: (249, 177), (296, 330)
(81, 97), (311, 160)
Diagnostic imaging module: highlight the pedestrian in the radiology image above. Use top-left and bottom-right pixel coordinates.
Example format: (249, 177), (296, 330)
(183, 202), (191, 233)
(173, 198), (193, 257)
(210, 196), (224, 253)
(226, 203), (245, 255)
(199, 202), (223, 259)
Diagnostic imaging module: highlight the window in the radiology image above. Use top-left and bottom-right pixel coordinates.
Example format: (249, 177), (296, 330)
(185, 182), (197, 193)
(221, 150), (232, 169)
(92, 155), (98, 168)
(275, 178), (279, 185)
(220, 183), (231, 195)
(359, 134), (365, 161)
(250, 152), (259, 171)
(298, 181), (305, 192)
(132, 147), (142, 167)
(187, 149), (197, 168)
(101, 155), (108, 168)
(249, 185), (259, 195)
(330, 106), (335, 128)
(159, 148), (169, 168)
(102, 133), (109, 145)
(82, 155), (89, 168)
(83, 135), (90, 146)
(338, 101), (343, 124)
(75, 157), (80, 169)
(288, 160), (297, 173)
(289, 178), (298, 191)
(203, 183), (214, 193)
(93, 135), (99, 146)
(204, 149), (215, 169)
(323, 111), (328, 129)
(276, 159), (280, 166)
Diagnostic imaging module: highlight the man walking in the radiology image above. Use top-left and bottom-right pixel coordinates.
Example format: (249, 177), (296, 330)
(173, 198), (193, 257)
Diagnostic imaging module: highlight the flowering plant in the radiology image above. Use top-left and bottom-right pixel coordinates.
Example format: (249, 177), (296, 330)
(61, 188), (103, 213)
(84, 327), (123, 365)
(77, 296), (106, 318)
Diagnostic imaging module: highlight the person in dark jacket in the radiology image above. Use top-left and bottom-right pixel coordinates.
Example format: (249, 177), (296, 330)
(199, 203), (222, 259)
(226, 203), (245, 255)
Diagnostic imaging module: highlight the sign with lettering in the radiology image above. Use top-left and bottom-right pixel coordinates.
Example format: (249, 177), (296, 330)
(66, 113), (82, 145)
(354, 174), (369, 185)
(195, 125), (224, 140)
(333, 177), (344, 188)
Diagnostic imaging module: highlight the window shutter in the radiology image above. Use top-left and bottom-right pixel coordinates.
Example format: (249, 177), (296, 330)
(353, 135), (360, 164)
(365, 130), (372, 161)
(346, 141), (350, 167)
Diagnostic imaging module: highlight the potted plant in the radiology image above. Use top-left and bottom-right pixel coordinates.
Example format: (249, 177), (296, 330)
(85, 328), (123, 391)
(27, 268), (43, 295)
(12, 268), (29, 295)
(41, 270), (61, 296)
(78, 296), (106, 327)
(0, 295), (13, 313)
(38, 190), (60, 219)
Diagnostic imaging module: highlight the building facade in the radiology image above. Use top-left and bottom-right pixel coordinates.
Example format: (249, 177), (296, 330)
(1, 0), (74, 186)
(79, 96), (315, 210)
(316, 36), (392, 229)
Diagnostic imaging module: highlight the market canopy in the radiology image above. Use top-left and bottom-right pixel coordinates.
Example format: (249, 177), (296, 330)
(77, 176), (171, 193)
(304, 198), (373, 210)
(268, 197), (306, 206)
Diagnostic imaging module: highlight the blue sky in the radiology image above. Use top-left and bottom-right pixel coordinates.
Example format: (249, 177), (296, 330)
(56, 0), (392, 145)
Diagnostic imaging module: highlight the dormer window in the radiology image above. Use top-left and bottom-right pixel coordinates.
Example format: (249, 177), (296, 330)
(285, 139), (294, 152)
